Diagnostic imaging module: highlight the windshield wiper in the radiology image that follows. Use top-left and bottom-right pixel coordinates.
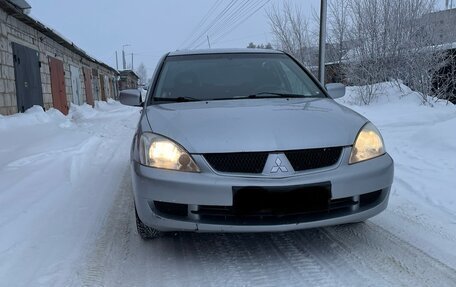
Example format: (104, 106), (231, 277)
(153, 96), (200, 102)
(158, 92), (323, 103)
(250, 92), (322, 98)
(206, 93), (307, 101)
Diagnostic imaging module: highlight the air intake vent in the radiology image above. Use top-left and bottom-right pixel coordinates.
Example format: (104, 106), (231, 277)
(204, 152), (268, 173)
(285, 147), (342, 171)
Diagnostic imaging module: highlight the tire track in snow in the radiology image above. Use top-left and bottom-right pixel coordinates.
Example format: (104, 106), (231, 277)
(71, 172), (456, 287)
(290, 229), (382, 286)
(268, 233), (339, 287)
(323, 222), (456, 286)
(71, 169), (133, 287)
(159, 231), (342, 287)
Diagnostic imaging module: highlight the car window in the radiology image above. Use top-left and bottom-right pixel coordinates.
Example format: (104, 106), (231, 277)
(152, 53), (324, 103)
(279, 61), (320, 95)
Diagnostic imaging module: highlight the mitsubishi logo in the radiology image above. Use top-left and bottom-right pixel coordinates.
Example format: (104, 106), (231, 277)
(270, 157), (288, 173)
(262, 153), (294, 176)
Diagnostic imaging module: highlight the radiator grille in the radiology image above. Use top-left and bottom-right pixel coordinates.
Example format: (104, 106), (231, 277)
(204, 147), (343, 174)
(284, 147), (342, 171)
(204, 152), (268, 173)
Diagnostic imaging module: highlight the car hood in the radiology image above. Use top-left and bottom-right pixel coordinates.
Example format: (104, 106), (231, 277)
(145, 98), (368, 153)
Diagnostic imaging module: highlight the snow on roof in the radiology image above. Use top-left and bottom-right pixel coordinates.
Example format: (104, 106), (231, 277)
(6, 0), (30, 10)
(119, 69), (139, 79)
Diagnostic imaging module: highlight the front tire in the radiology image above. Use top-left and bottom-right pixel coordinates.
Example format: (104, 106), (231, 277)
(135, 208), (161, 240)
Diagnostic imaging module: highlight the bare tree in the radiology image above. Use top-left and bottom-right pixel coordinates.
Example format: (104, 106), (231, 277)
(266, 1), (314, 65)
(136, 63), (148, 85)
(266, 0), (454, 104)
(340, 0), (452, 104)
(327, 0), (350, 63)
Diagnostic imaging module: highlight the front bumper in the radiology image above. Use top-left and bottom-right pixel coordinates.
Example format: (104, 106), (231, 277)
(132, 149), (394, 232)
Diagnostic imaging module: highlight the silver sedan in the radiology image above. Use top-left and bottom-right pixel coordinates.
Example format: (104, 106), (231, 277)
(120, 49), (394, 239)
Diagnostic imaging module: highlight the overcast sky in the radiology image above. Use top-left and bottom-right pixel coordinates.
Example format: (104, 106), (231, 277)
(27, 0), (446, 76)
(26, 0), (320, 75)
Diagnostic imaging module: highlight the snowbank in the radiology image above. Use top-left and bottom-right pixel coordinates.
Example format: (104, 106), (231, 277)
(341, 81), (453, 107)
(0, 106), (71, 130)
(338, 82), (456, 213)
(0, 100), (130, 129)
(338, 81), (456, 128)
(69, 103), (98, 120)
(95, 98), (127, 112)
(337, 82), (456, 266)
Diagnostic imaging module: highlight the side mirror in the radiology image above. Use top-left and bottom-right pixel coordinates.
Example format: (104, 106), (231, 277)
(119, 89), (142, 106)
(325, 83), (346, 99)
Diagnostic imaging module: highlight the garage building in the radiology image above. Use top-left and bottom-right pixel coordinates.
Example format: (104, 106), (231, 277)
(0, 0), (119, 115)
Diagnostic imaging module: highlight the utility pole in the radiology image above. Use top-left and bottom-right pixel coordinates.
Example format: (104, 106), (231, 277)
(122, 44), (130, 70)
(122, 49), (125, 69)
(129, 53), (138, 70)
(207, 35), (211, 48)
(318, 0), (327, 84)
(115, 51), (118, 70)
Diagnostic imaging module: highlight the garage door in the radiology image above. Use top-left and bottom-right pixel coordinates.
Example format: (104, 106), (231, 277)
(48, 57), (68, 115)
(70, 65), (83, 105)
(12, 42), (43, 113)
(83, 67), (94, 106)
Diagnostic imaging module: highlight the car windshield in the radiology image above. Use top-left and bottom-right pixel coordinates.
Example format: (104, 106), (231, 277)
(151, 53), (325, 103)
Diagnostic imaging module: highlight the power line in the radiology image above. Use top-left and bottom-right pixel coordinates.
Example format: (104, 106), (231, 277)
(199, 0), (272, 48)
(192, 0), (254, 48)
(179, 0), (224, 48)
(183, 0), (272, 50)
(212, 1), (272, 45)
(205, 0), (267, 47)
(185, 0), (239, 49)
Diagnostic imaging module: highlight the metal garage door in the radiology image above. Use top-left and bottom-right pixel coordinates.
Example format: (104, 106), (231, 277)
(83, 67), (94, 106)
(48, 57), (68, 115)
(104, 75), (110, 99)
(70, 65), (83, 105)
(92, 68), (100, 101)
(99, 74), (106, 101)
(12, 42), (43, 113)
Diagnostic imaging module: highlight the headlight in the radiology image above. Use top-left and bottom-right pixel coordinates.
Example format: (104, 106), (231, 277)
(139, 133), (200, 172)
(349, 122), (385, 164)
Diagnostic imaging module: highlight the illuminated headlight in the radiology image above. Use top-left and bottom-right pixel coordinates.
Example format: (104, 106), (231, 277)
(349, 122), (385, 164)
(139, 133), (200, 172)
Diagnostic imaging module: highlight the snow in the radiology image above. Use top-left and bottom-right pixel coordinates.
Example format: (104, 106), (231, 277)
(0, 86), (455, 286)
(338, 82), (456, 269)
(0, 101), (141, 286)
(338, 82), (456, 214)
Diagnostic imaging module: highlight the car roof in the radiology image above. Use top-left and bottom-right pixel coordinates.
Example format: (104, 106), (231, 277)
(168, 48), (284, 56)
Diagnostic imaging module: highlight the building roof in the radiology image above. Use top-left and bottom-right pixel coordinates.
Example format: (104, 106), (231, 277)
(0, 0), (118, 75)
(6, 0), (30, 10)
(169, 48), (283, 56)
(119, 69), (139, 79)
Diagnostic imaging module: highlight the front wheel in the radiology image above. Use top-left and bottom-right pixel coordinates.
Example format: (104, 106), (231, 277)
(135, 208), (161, 240)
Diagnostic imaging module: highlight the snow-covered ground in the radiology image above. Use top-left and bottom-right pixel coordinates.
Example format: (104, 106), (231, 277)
(0, 101), (141, 286)
(339, 83), (456, 269)
(0, 84), (455, 286)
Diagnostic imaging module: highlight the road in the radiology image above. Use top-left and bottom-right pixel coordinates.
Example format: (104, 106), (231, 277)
(2, 100), (455, 287)
(68, 171), (456, 287)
